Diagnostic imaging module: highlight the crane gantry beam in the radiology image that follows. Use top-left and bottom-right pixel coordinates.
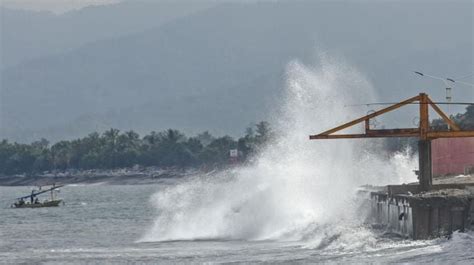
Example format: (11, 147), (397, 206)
(309, 93), (473, 140)
(309, 93), (474, 191)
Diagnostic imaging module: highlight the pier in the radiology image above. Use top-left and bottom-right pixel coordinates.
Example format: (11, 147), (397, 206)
(368, 183), (474, 239)
(310, 93), (474, 239)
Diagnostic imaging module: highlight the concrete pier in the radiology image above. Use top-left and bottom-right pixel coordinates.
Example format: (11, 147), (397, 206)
(368, 184), (474, 239)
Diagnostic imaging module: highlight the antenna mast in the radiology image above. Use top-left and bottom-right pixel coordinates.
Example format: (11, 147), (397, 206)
(413, 71), (474, 128)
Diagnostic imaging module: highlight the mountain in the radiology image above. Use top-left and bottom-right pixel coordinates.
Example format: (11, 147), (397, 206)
(1, 1), (214, 68)
(1, 1), (473, 142)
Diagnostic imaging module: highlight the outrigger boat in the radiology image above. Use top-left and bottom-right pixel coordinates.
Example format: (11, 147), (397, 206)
(12, 184), (64, 208)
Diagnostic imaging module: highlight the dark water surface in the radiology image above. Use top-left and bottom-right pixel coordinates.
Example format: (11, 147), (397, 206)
(0, 185), (472, 264)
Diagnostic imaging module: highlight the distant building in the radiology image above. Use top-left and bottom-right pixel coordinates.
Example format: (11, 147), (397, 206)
(432, 138), (474, 176)
(229, 149), (239, 164)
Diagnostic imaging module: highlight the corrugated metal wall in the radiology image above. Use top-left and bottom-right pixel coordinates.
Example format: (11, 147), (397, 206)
(432, 138), (474, 176)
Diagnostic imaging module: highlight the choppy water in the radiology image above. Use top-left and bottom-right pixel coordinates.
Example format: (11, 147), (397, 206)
(2, 55), (473, 264)
(0, 184), (473, 264)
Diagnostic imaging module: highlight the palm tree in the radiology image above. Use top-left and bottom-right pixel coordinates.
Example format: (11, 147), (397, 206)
(102, 128), (120, 168)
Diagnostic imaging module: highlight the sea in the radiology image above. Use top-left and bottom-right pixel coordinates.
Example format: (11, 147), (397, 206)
(2, 56), (473, 264)
(0, 184), (473, 264)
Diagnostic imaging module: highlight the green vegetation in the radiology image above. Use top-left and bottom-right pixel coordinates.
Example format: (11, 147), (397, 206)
(1, 105), (472, 176)
(0, 122), (273, 176)
(431, 105), (474, 130)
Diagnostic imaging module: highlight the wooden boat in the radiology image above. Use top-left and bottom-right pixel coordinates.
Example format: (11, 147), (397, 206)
(13, 199), (62, 208)
(12, 184), (64, 208)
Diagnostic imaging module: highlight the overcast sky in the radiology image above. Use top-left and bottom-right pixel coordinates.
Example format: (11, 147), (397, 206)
(2, 0), (121, 13)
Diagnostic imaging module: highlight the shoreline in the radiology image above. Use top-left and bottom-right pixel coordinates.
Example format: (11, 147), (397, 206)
(0, 167), (204, 186)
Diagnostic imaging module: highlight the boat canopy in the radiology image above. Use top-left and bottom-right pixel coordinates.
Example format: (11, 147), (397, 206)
(16, 185), (64, 200)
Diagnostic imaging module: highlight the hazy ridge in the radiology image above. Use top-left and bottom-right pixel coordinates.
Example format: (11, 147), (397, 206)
(1, 1), (472, 142)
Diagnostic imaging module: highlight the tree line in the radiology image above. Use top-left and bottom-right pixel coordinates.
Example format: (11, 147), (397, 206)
(1, 105), (472, 176)
(0, 122), (273, 175)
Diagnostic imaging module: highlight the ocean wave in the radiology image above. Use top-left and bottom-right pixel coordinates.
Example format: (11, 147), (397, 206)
(140, 54), (418, 249)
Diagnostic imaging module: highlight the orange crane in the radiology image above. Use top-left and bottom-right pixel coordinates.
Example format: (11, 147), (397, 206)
(309, 93), (474, 191)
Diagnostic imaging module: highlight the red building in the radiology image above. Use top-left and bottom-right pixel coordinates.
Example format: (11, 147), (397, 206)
(432, 138), (474, 176)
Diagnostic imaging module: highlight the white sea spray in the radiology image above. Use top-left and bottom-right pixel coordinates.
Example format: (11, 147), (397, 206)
(141, 55), (419, 250)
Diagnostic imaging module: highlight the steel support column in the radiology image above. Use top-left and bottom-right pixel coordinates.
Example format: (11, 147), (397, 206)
(418, 140), (432, 191)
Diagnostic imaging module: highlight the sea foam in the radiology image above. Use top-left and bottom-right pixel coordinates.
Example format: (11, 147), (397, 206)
(141, 54), (418, 247)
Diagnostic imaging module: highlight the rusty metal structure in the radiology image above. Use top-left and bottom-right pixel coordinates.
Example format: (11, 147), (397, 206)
(309, 93), (474, 191)
(432, 138), (474, 176)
